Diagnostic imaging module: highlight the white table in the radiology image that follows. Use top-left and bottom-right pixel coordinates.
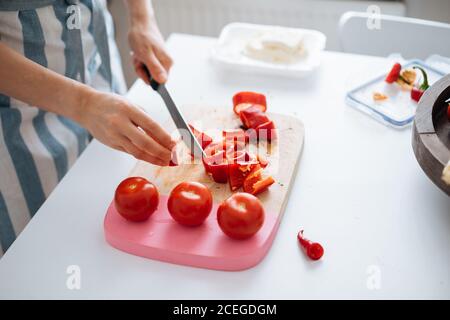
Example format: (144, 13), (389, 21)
(0, 34), (449, 299)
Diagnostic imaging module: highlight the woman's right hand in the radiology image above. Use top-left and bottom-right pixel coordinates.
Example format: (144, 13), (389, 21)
(0, 42), (174, 166)
(78, 90), (176, 166)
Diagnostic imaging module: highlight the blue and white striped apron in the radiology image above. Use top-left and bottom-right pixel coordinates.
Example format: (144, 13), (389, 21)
(0, 0), (126, 257)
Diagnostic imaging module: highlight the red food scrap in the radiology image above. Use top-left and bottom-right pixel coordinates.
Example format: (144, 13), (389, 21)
(297, 230), (324, 261)
(233, 91), (267, 115)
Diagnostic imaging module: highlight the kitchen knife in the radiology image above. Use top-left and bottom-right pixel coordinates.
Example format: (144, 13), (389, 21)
(142, 66), (206, 160)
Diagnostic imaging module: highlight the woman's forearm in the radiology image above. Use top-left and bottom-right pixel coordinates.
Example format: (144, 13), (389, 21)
(124, 0), (172, 84)
(0, 42), (93, 123)
(124, 0), (155, 27)
(0, 42), (174, 165)
(0, 11), (175, 166)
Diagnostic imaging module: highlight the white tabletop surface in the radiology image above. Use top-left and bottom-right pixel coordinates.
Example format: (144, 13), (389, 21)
(0, 34), (449, 300)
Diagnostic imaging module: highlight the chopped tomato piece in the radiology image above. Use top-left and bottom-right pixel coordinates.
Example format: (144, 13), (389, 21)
(169, 159), (178, 166)
(228, 162), (256, 191)
(244, 128), (258, 143)
(238, 152), (257, 164)
(234, 103), (266, 115)
(243, 165), (262, 193)
(228, 150), (258, 191)
(222, 129), (249, 145)
(243, 165), (275, 195)
(168, 149), (179, 166)
(202, 142), (229, 183)
(230, 149), (258, 165)
(251, 176), (275, 195)
(233, 92), (267, 115)
(202, 156), (228, 183)
(188, 124), (213, 149)
(203, 142), (226, 162)
(220, 134), (247, 158)
(209, 164), (229, 183)
(256, 120), (277, 142)
(239, 105), (270, 129)
(385, 63), (401, 84)
(226, 149), (244, 164)
(223, 142), (245, 160)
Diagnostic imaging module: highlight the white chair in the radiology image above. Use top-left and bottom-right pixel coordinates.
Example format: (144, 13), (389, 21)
(338, 11), (450, 59)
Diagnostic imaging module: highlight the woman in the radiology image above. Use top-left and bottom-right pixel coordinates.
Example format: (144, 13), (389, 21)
(0, 0), (175, 257)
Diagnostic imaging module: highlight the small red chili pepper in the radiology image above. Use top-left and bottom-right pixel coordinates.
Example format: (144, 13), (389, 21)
(385, 63), (402, 83)
(411, 87), (424, 102)
(410, 66), (430, 103)
(297, 230), (324, 261)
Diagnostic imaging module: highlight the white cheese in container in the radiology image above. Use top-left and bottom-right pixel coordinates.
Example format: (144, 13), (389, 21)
(210, 23), (327, 78)
(244, 30), (306, 64)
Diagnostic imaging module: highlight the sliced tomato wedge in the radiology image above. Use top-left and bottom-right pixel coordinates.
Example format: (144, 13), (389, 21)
(189, 124), (213, 149)
(233, 92), (267, 115)
(239, 105), (270, 129)
(243, 164), (275, 195)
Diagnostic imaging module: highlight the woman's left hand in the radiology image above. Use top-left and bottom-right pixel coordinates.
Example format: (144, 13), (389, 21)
(128, 18), (173, 84)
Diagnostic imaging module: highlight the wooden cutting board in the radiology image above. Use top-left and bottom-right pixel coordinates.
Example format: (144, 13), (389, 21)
(104, 106), (304, 270)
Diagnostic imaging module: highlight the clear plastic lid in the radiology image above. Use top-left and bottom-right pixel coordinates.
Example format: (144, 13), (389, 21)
(346, 60), (446, 128)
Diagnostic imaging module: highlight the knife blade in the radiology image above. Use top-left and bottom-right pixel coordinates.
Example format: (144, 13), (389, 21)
(142, 66), (206, 160)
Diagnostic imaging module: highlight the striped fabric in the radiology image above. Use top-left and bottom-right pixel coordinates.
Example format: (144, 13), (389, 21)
(0, 0), (126, 257)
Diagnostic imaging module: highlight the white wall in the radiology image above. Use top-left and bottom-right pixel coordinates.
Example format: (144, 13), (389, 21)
(151, 0), (405, 49)
(405, 0), (450, 23)
(108, 0), (450, 87)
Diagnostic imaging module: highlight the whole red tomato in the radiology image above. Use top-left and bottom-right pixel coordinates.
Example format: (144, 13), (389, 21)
(217, 193), (265, 240)
(114, 177), (159, 222)
(168, 181), (213, 226)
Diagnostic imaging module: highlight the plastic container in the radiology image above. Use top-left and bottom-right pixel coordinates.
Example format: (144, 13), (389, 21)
(210, 22), (326, 78)
(346, 60), (446, 128)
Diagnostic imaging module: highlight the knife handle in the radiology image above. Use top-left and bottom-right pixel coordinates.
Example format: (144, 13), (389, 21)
(142, 65), (160, 91)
